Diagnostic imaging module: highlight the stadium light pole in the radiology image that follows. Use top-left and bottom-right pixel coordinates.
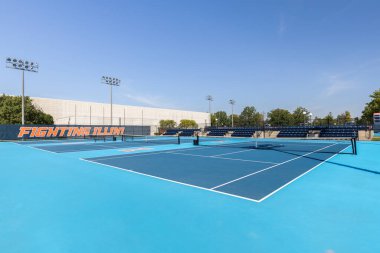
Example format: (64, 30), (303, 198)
(101, 76), (120, 125)
(309, 112), (313, 125)
(229, 99), (235, 127)
(303, 111), (307, 126)
(206, 95), (213, 127)
(5, 57), (39, 125)
(206, 95), (213, 114)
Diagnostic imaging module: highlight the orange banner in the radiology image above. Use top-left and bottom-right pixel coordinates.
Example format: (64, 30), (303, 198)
(18, 126), (125, 138)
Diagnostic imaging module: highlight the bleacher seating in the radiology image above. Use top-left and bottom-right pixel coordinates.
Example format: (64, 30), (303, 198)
(163, 128), (199, 136)
(202, 125), (366, 139)
(163, 129), (180, 135)
(277, 127), (308, 138)
(179, 129), (199, 136)
(319, 127), (357, 138)
(207, 128), (229, 137)
(164, 128), (199, 136)
(231, 128), (255, 137)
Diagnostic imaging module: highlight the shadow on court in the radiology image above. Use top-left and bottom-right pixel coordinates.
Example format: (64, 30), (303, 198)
(271, 149), (380, 175)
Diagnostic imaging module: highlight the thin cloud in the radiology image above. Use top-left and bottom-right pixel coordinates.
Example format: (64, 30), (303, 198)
(278, 16), (287, 36)
(120, 85), (171, 108)
(124, 93), (164, 107)
(337, 58), (380, 77)
(321, 57), (380, 98)
(325, 75), (353, 96)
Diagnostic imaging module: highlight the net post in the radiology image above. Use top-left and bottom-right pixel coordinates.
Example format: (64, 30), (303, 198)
(351, 137), (357, 155)
(193, 133), (199, 146)
(350, 138), (354, 154)
(177, 135), (180, 144)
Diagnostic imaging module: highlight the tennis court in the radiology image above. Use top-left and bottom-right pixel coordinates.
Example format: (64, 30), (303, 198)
(81, 137), (352, 201)
(19, 136), (354, 202)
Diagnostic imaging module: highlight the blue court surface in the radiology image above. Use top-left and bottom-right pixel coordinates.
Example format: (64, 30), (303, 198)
(1, 137), (380, 253)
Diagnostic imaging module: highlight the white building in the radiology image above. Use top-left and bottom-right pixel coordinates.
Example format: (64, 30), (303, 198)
(31, 97), (210, 133)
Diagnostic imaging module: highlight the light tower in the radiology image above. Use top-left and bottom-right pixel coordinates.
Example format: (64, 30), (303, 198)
(101, 76), (120, 125)
(206, 95), (213, 114)
(229, 99), (235, 127)
(6, 57), (39, 125)
(303, 111), (307, 125)
(206, 95), (213, 127)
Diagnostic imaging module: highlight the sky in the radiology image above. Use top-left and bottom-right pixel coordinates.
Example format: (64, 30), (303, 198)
(0, 0), (379, 118)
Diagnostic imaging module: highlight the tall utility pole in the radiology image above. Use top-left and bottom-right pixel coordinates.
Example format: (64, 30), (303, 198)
(229, 99), (235, 127)
(6, 57), (39, 125)
(303, 111), (307, 125)
(206, 95), (213, 113)
(309, 112), (313, 125)
(101, 76), (121, 125)
(262, 111), (266, 138)
(206, 95), (213, 127)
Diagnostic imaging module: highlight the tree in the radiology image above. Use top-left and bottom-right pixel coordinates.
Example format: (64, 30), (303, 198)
(361, 89), (380, 124)
(267, 108), (293, 126)
(212, 111), (229, 127)
(228, 114), (241, 127)
(313, 117), (324, 126)
(324, 112), (335, 126)
(179, 119), (198, 128)
(239, 106), (263, 127)
(292, 107), (309, 126)
(159, 119), (176, 129)
(354, 117), (364, 125)
(336, 111), (352, 125)
(0, 95), (54, 124)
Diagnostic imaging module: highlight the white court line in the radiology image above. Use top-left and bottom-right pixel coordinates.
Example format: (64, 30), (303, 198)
(211, 149), (255, 157)
(56, 141), (93, 146)
(83, 143), (122, 149)
(90, 150), (175, 161)
(257, 144), (351, 202)
(13, 141), (111, 155)
(89, 146), (211, 161)
(81, 158), (260, 203)
(201, 140), (338, 147)
(35, 144), (123, 153)
(13, 142), (60, 155)
(210, 143), (339, 190)
(167, 152), (278, 165)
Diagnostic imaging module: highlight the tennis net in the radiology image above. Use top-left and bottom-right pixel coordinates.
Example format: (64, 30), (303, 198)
(121, 134), (181, 145)
(84, 134), (118, 142)
(194, 136), (357, 155)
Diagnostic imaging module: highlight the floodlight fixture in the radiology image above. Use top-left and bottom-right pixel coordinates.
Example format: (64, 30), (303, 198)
(101, 76), (121, 86)
(6, 57), (39, 72)
(5, 57), (39, 125)
(101, 75), (121, 125)
(206, 95), (213, 113)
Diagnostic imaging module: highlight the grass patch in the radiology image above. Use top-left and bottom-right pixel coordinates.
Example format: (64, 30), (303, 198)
(372, 137), (380, 141)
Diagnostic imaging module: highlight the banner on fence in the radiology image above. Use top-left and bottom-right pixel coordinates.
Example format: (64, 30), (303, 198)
(0, 125), (151, 140)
